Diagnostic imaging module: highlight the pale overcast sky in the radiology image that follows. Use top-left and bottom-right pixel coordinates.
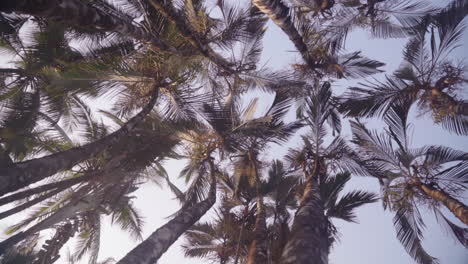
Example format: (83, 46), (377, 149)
(1, 1), (467, 264)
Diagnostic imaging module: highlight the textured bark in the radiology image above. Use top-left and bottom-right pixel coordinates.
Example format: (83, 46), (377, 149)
(0, 91), (158, 197)
(417, 183), (468, 225)
(252, 0), (316, 69)
(247, 191), (268, 264)
(0, 197), (95, 255)
(147, 0), (233, 73)
(117, 159), (217, 264)
(280, 167), (329, 264)
(0, 0), (175, 52)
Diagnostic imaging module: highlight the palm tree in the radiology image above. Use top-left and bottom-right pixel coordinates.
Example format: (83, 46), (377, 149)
(350, 100), (468, 263)
(340, 0), (468, 135)
(0, 0), (269, 74)
(0, 112), (179, 260)
(181, 160), (296, 264)
(116, 156), (218, 264)
(280, 81), (376, 264)
(0, 88), (159, 196)
(0, 0), (178, 53)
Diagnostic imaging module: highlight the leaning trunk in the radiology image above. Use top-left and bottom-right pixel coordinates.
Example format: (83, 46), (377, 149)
(0, 91), (158, 196)
(247, 195), (268, 264)
(280, 166), (329, 264)
(417, 182), (468, 225)
(116, 159), (217, 264)
(251, 0), (315, 69)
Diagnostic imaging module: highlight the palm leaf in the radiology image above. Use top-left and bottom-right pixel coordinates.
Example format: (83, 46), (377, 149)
(326, 190), (378, 222)
(393, 207), (438, 264)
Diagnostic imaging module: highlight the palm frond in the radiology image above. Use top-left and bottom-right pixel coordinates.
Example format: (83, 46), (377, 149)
(111, 201), (144, 241)
(393, 207), (438, 264)
(339, 77), (418, 118)
(326, 190), (378, 222)
(433, 207), (468, 248)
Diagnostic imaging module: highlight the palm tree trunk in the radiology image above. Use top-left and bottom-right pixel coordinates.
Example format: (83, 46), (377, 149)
(280, 166), (329, 264)
(251, 0), (315, 69)
(247, 189), (268, 264)
(116, 159), (217, 264)
(0, 90), (158, 197)
(0, 0), (176, 52)
(416, 182), (468, 225)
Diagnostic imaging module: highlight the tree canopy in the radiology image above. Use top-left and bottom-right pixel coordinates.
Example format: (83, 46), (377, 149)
(0, 0), (467, 264)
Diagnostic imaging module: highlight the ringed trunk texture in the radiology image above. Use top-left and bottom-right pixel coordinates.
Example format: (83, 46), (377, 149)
(0, 91), (158, 197)
(417, 183), (468, 225)
(247, 195), (268, 264)
(280, 170), (328, 264)
(117, 159), (217, 264)
(251, 0), (315, 69)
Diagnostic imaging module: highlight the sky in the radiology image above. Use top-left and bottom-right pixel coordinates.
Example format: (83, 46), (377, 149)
(1, 1), (468, 264)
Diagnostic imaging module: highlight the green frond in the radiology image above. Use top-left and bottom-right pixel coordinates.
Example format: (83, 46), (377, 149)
(326, 190), (378, 222)
(111, 201), (144, 241)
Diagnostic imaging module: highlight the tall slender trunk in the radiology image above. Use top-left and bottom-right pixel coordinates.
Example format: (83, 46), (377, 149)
(280, 164), (329, 264)
(0, 0), (175, 52)
(0, 197), (96, 255)
(416, 182), (468, 225)
(251, 0), (316, 69)
(0, 90), (158, 197)
(247, 186), (268, 264)
(116, 159), (217, 264)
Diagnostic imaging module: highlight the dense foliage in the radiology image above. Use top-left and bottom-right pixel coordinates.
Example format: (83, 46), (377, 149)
(0, 0), (466, 264)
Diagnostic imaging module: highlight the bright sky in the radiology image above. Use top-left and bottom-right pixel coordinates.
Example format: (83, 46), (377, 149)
(1, 1), (467, 264)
